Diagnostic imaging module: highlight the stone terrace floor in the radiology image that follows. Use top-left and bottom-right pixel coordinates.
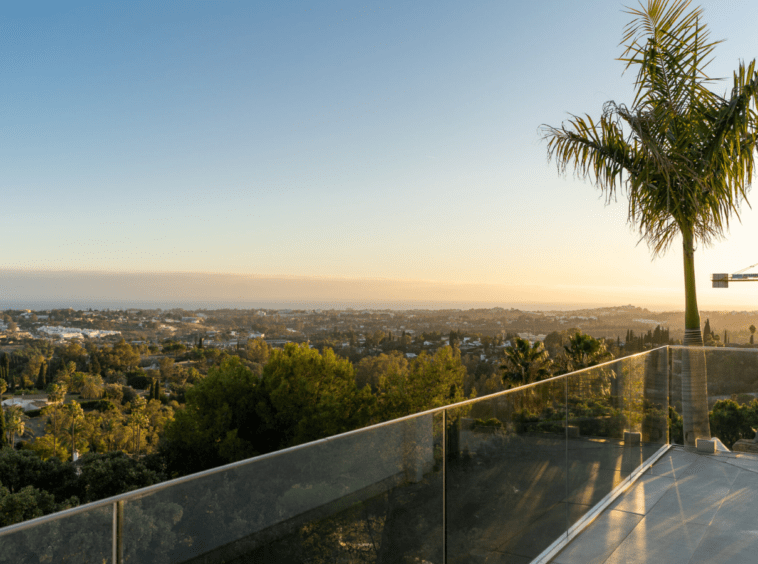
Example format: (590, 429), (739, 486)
(552, 445), (758, 564)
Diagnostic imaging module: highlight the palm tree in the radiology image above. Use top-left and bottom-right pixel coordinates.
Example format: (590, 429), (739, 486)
(63, 401), (85, 461)
(6, 405), (25, 447)
(128, 397), (149, 455)
(44, 383), (67, 457)
(558, 332), (614, 374)
(501, 337), (553, 387)
(541, 0), (758, 445)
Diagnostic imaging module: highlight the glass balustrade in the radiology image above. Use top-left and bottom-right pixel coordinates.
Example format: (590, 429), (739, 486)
(0, 347), (680, 564)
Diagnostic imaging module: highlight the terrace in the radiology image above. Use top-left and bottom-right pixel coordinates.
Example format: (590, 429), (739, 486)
(1, 345), (757, 563)
(553, 446), (758, 564)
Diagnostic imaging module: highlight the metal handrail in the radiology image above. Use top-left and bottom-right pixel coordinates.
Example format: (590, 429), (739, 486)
(669, 344), (758, 353)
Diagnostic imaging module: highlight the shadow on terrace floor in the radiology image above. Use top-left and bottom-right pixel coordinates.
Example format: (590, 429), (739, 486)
(553, 446), (758, 564)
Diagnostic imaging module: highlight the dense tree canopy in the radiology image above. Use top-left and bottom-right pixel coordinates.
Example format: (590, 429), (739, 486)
(255, 343), (376, 448)
(161, 356), (267, 474)
(375, 346), (468, 420)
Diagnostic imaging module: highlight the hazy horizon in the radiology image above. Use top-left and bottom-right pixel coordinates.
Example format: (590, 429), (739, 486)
(2, 269), (756, 313)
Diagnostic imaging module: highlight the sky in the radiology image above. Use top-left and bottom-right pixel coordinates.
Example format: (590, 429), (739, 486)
(2, 0), (758, 311)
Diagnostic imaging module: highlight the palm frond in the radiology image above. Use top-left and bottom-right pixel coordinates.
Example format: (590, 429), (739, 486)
(544, 0), (757, 257)
(620, 0), (722, 115)
(541, 112), (636, 203)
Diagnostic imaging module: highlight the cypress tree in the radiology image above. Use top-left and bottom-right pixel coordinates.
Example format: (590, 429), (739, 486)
(93, 355), (102, 376)
(0, 353), (7, 387)
(7, 354), (15, 393)
(703, 319), (711, 339)
(0, 408), (5, 449)
(36, 362), (47, 390)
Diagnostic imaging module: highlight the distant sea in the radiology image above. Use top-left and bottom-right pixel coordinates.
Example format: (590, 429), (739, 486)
(0, 298), (613, 312)
(0, 270), (680, 312)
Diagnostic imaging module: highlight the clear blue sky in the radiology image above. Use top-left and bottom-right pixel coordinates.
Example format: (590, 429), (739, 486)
(3, 0), (758, 309)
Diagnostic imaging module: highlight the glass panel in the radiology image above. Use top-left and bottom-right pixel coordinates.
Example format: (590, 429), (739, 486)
(702, 347), (758, 448)
(124, 411), (443, 564)
(446, 378), (568, 562)
(702, 346), (758, 403)
(0, 504), (113, 564)
(566, 351), (668, 527)
(670, 346), (684, 444)
(668, 345), (758, 447)
(641, 348), (670, 449)
(628, 350), (669, 468)
(566, 361), (626, 525)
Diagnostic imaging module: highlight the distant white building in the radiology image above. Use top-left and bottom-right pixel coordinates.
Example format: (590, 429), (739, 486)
(38, 325), (121, 340)
(2, 398), (48, 412)
(633, 319), (662, 326)
(517, 332), (547, 343)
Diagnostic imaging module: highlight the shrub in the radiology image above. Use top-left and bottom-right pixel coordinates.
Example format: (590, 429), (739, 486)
(126, 371), (150, 390)
(120, 386), (138, 405)
(102, 384), (124, 403)
(79, 399), (117, 412)
(473, 418), (503, 428)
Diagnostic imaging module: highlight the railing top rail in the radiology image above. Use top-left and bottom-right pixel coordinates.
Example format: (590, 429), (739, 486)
(669, 345), (758, 353)
(0, 345), (668, 537)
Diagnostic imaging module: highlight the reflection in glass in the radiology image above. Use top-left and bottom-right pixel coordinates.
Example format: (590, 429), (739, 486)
(566, 352), (669, 529)
(0, 505), (112, 564)
(566, 363), (625, 527)
(446, 379), (568, 562)
(124, 412), (442, 563)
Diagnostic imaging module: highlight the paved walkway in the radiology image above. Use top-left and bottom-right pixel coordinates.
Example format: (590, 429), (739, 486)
(553, 446), (758, 564)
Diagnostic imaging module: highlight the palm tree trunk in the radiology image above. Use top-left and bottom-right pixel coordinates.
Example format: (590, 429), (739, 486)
(681, 228), (710, 445)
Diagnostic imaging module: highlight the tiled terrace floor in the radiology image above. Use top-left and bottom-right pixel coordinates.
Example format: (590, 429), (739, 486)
(553, 446), (758, 564)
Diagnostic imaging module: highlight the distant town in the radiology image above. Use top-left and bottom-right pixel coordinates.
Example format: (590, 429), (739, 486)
(2, 304), (757, 354)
